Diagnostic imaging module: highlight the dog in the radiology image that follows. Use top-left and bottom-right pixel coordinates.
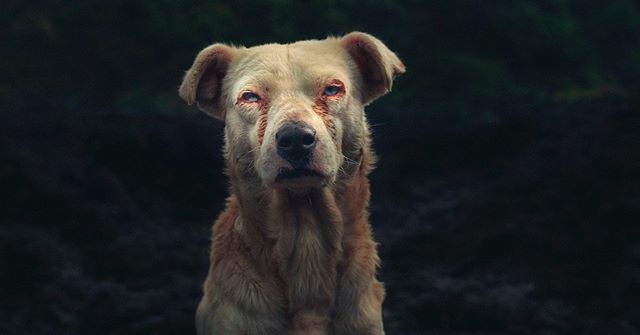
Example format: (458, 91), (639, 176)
(179, 31), (405, 335)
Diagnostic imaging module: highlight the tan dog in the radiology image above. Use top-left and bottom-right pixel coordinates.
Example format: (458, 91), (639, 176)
(179, 32), (404, 335)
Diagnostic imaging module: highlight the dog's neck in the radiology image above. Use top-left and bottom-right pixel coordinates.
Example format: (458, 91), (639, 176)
(226, 148), (373, 273)
(221, 148), (374, 316)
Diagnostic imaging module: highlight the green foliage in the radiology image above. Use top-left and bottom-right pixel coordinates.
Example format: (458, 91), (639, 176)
(1, 0), (638, 117)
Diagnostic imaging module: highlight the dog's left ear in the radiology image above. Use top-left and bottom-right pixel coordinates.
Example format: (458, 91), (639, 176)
(340, 32), (406, 105)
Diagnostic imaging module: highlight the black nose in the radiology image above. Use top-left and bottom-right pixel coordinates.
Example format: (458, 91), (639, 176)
(276, 122), (316, 168)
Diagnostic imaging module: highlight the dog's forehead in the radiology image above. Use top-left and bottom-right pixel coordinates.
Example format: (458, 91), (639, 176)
(229, 40), (352, 87)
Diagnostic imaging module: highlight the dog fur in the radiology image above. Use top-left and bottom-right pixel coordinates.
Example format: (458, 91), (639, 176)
(179, 32), (405, 335)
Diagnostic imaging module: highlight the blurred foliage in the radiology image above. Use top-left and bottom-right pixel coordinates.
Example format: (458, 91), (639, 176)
(1, 0), (639, 118)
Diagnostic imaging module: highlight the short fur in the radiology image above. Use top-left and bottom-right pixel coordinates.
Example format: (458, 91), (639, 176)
(179, 32), (405, 335)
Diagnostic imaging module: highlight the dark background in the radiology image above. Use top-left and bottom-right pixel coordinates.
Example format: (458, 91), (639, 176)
(1, 1), (639, 334)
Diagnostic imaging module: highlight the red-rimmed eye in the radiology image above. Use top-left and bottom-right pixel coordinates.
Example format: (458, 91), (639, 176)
(323, 80), (344, 97)
(239, 91), (260, 102)
(323, 85), (341, 96)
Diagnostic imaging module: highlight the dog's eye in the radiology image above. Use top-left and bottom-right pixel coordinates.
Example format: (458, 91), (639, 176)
(239, 92), (260, 103)
(323, 85), (342, 97)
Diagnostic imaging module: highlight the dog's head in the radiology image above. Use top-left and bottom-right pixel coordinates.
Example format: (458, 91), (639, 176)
(180, 32), (404, 191)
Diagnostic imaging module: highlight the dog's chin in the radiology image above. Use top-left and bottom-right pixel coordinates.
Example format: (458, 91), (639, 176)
(270, 168), (329, 191)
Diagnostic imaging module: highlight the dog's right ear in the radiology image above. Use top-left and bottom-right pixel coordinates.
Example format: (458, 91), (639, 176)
(340, 32), (406, 105)
(179, 44), (237, 120)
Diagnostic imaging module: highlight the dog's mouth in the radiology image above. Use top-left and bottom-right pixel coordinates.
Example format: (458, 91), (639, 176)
(276, 167), (323, 181)
(274, 167), (326, 188)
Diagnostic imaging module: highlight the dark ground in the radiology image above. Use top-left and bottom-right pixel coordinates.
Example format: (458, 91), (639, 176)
(1, 98), (638, 335)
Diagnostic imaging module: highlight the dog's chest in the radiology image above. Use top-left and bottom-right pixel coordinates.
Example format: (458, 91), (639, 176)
(271, 191), (343, 311)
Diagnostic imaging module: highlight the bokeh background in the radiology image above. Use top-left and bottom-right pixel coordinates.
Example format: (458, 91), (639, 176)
(2, 1), (640, 334)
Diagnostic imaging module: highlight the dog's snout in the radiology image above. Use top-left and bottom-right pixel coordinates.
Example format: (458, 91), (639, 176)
(276, 122), (316, 168)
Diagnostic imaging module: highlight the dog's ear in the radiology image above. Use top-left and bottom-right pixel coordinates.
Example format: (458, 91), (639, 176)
(179, 44), (237, 120)
(340, 32), (406, 105)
